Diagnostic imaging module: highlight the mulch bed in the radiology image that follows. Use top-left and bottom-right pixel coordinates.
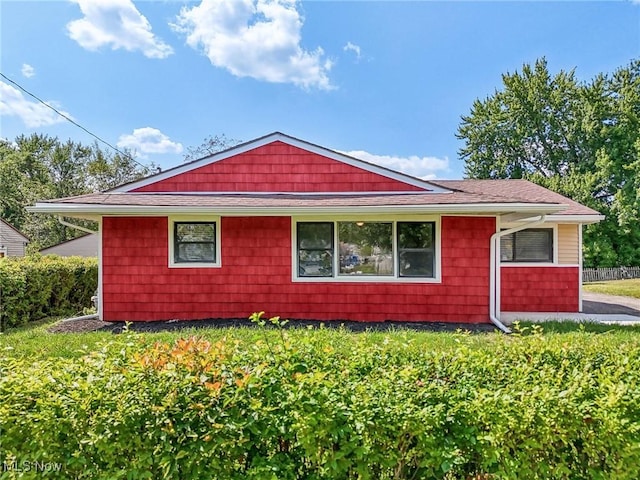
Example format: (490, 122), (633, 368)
(47, 317), (496, 334)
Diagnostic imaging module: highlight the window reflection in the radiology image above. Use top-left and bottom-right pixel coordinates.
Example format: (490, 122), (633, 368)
(398, 222), (435, 277)
(174, 222), (216, 263)
(298, 222), (334, 277)
(338, 222), (393, 276)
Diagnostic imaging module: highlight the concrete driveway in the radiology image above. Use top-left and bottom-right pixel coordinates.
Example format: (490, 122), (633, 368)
(502, 291), (640, 325)
(582, 292), (640, 316)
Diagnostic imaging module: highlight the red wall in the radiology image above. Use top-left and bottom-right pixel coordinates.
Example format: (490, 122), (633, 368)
(101, 216), (495, 323)
(500, 266), (579, 312)
(132, 142), (424, 193)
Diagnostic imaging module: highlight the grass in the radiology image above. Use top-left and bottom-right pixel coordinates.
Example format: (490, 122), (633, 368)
(0, 320), (478, 360)
(516, 319), (640, 334)
(583, 278), (640, 298)
(2, 317), (640, 361)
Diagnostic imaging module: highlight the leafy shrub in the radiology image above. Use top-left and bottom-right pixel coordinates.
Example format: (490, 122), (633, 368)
(1, 317), (640, 479)
(0, 255), (97, 329)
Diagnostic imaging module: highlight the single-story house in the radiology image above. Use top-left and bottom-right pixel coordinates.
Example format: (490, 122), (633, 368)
(30, 132), (603, 331)
(0, 218), (29, 257)
(40, 233), (99, 257)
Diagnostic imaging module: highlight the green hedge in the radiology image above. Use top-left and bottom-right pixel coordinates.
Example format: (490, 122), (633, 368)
(1, 321), (640, 479)
(0, 255), (97, 329)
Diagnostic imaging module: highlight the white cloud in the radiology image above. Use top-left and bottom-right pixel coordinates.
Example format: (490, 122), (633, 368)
(21, 64), (35, 78)
(67, 0), (173, 59)
(343, 41), (361, 61)
(117, 127), (183, 158)
(0, 81), (71, 128)
(344, 150), (450, 180)
(171, 0), (333, 90)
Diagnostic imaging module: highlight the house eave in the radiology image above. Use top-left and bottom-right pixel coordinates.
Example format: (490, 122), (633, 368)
(29, 202), (569, 219)
(543, 214), (605, 224)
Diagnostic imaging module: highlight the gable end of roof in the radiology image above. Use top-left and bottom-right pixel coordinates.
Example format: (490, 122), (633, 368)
(111, 132), (452, 194)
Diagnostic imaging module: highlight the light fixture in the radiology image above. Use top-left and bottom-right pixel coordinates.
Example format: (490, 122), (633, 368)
(356, 221), (365, 227)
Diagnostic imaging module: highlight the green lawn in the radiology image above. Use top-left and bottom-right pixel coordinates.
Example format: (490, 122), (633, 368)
(583, 278), (640, 299)
(2, 317), (640, 360)
(0, 317), (470, 360)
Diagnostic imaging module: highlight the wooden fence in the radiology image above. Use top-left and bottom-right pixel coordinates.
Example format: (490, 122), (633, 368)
(583, 266), (640, 283)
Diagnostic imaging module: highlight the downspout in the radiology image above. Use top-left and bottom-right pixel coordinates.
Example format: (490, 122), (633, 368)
(57, 216), (98, 235)
(489, 215), (547, 334)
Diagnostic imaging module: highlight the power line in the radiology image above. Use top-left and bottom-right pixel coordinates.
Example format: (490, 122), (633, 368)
(0, 72), (151, 170)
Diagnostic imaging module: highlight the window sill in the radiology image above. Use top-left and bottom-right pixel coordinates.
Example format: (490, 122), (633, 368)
(169, 262), (222, 269)
(293, 275), (441, 283)
(501, 263), (578, 267)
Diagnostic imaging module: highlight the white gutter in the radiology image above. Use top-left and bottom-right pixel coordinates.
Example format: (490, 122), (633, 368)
(57, 216), (98, 235)
(489, 215), (547, 334)
(31, 202), (568, 217)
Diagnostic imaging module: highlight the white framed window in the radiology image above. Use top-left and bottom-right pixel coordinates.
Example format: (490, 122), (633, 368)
(397, 222), (436, 277)
(168, 216), (221, 268)
(0, 246), (6, 258)
(501, 228), (554, 263)
(293, 217), (440, 282)
(297, 222), (334, 277)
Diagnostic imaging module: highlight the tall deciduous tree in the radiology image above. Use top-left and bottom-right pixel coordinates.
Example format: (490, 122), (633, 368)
(457, 58), (640, 267)
(0, 134), (152, 250)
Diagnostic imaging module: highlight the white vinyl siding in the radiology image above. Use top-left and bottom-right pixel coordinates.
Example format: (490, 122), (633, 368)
(0, 220), (28, 257)
(558, 224), (579, 265)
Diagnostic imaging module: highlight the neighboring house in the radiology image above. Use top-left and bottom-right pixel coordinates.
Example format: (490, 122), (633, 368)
(30, 132), (603, 329)
(40, 234), (99, 257)
(0, 218), (29, 257)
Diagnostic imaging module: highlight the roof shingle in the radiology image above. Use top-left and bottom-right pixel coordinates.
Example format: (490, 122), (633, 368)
(430, 179), (600, 216)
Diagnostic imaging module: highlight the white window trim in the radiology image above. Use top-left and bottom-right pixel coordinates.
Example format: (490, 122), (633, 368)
(292, 215), (441, 283)
(0, 246), (6, 258)
(168, 215), (221, 268)
(499, 223), (558, 266)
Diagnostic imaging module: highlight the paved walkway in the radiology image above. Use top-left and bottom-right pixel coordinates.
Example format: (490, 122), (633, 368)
(502, 291), (640, 325)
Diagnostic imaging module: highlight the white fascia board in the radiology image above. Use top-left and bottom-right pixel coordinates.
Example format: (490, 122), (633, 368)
(543, 214), (605, 224)
(29, 202), (567, 218)
(111, 132), (450, 194)
(500, 213), (604, 225)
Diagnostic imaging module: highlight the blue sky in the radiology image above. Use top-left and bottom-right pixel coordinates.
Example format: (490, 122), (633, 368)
(1, 0), (638, 180)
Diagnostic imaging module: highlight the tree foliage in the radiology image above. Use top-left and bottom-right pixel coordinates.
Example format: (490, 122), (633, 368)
(458, 58), (640, 267)
(0, 134), (152, 249)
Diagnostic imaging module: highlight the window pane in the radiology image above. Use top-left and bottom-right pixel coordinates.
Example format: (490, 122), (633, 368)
(500, 229), (552, 262)
(398, 222), (434, 249)
(298, 222), (333, 277)
(399, 250), (434, 277)
(174, 222), (216, 263)
(500, 234), (514, 261)
(338, 222), (393, 276)
(515, 229), (552, 261)
(177, 243), (215, 262)
(176, 223), (215, 242)
(398, 222), (435, 277)
(298, 223), (333, 249)
(298, 250), (334, 277)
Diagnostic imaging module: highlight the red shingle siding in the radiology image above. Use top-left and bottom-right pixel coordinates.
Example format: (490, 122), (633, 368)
(131, 142), (424, 193)
(500, 266), (579, 312)
(101, 216), (495, 323)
